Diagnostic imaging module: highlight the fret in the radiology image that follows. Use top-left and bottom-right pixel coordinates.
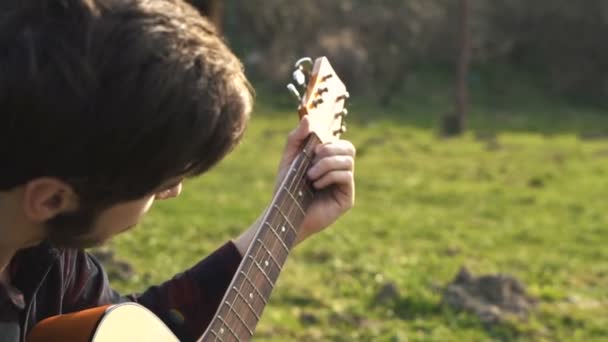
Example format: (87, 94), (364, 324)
(303, 180), (315, 198)
(294, 147), (312, 167)
(209, 329), (222, 342)
(247, 255), (274, 288)
(235, 274), (266, 318)
(216, 315), (240, 341)
(272, 204), (298, 236)
(301, 139), (318, 160)
(301, 141), (315, 158)
(236, 276), (263, 307)
(255, 238), (282, 273)
(248, 240), (281, 286)
(282, 186), (307, 216)
(263, 222), (290, 253)
(238, 271), (267, 305)
(300, 183), (315, 209)
(232, 286), (261, 320)
(221, 289), (256, 338)
(285, 156), (310, 189)
(223, 300), (254, 337)
(288, 161), (311, 190)
(287, 172), (314, 203)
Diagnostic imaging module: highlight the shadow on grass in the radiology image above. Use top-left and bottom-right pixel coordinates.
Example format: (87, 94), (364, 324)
(381, 296), (530, 341)
(280, 293), (326, 308)
(390, 295), (441, 320)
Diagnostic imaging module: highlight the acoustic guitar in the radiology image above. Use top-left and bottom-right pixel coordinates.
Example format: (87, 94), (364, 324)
(27, 56), (349, 342)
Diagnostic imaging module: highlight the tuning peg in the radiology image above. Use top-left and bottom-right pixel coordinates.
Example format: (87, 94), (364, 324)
(312, 98), (324, 107)
(294, 57), (313, 73)
(333, 123), (347, 135)
(322, 74), (334, 81)
(334, 108), (348, 118)
(286, 83), (302, 102)
(292, 69), (306, 87)
(337, 92), (350, 101)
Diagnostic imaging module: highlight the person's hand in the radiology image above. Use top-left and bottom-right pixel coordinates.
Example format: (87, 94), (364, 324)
(276, 116), (356, 244)
(233, 116), (355, 256)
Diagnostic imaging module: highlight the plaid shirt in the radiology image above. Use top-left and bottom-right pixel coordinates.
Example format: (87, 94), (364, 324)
(0, 240), (241, 342)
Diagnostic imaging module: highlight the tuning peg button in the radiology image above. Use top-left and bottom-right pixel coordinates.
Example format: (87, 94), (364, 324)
(292, 69), (306, 87)
(286, 83), (302, 102)
(337, 92), (350, 101)
(334, 108), (348, 118)
(294, 57), (313, 73)
(333, 123), (347, 135)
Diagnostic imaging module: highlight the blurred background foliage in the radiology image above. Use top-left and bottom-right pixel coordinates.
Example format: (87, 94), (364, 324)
(211, 0), (608, 107)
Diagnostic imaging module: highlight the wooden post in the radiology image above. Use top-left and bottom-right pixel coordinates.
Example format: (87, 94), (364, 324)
(442, 0), (471, 136)
(455, 0), (471, 132)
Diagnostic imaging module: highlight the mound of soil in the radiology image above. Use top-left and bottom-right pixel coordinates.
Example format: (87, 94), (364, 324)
(442, 266), (537, 324)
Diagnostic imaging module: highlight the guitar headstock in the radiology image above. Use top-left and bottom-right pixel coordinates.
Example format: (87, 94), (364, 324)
(287, 57), (349, 143)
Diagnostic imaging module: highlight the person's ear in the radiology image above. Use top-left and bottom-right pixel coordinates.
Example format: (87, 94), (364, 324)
(22, 178), (78, 222)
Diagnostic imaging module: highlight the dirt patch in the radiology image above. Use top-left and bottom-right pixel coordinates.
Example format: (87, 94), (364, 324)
(580, 131), (608, 140)
(442, 267), (537, 324)
(374, 282), (400, 305)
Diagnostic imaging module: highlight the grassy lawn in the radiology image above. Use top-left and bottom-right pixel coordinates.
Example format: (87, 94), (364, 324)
(105, 76), (608, 341)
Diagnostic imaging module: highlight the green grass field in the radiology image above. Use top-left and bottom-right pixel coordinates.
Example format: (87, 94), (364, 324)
(105, 75), (608, 341)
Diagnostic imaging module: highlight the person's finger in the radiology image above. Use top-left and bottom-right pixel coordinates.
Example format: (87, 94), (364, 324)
(314, 140), (356, 160)
(312, 170), (354, 190)
(307, 155), (354, 180)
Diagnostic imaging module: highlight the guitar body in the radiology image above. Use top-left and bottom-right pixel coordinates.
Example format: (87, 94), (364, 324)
(27, 303), (178, 342)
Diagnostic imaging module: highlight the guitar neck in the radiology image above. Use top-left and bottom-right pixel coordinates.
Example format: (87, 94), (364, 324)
(199, 134), (320, 341)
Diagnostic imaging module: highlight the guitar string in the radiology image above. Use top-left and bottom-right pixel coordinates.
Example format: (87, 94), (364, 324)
(209, 136), (314, 341)
(237, 136), (314, 332)
(226, 144), (312, 340)
(240, 135), (314, 316)
(217, 135), (317, 340)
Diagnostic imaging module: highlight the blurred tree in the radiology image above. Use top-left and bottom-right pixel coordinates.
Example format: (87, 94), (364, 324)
(191, 0), (223, 32)
(229, 0), (446, 99)
(223, 0), (608, 107)
(442, 0), (471, 136)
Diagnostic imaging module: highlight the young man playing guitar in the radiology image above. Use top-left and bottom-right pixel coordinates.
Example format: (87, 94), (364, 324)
(0, 0), (355, 341)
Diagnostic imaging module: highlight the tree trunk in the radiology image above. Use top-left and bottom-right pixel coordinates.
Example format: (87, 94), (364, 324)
(191, 0), (224, 33)
(442, 0), (471, 136)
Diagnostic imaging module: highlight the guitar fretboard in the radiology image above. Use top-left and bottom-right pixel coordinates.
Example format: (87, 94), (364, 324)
(199, 134), (320, 342)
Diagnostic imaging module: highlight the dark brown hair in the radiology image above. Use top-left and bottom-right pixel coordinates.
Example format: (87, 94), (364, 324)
(0, 0), (253, 206)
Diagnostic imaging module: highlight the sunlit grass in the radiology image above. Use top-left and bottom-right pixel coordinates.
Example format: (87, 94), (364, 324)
(106, 90), (608, 341)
